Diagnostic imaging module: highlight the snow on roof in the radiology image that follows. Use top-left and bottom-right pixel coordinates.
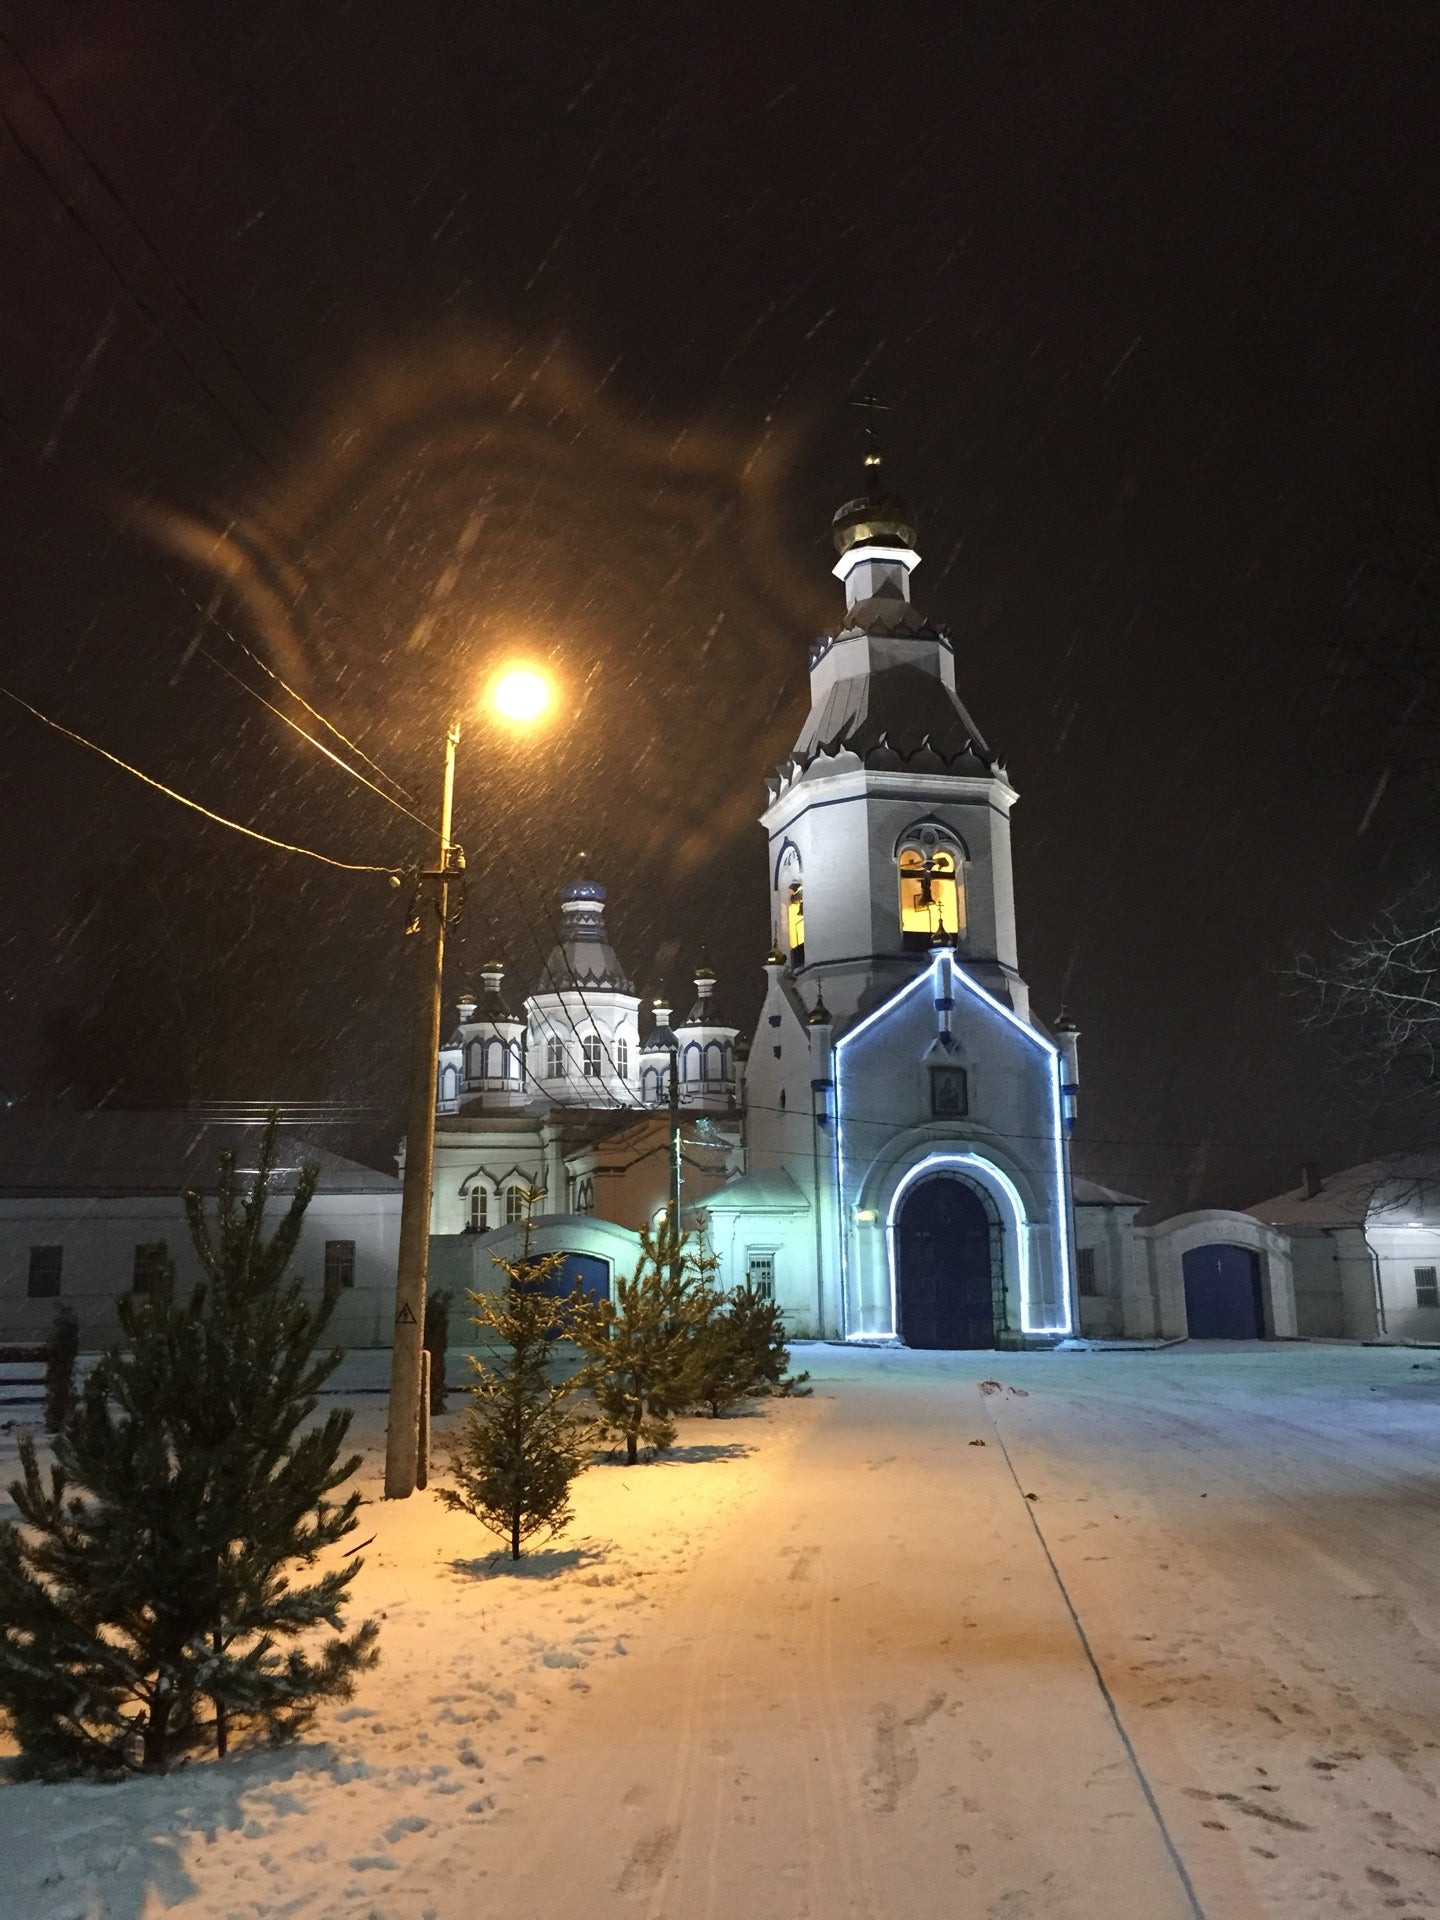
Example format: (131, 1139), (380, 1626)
(1072, 1176), (1146, 1208)
(0, 1111), (399, 1197)
(1249, 1154), (1440, 1229)
(703, 1166), (811, 1212)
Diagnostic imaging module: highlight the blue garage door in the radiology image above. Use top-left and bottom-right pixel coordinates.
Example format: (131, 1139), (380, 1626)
(1182, 1244), (1264, 1338)
(545, 1252), (612, 1306)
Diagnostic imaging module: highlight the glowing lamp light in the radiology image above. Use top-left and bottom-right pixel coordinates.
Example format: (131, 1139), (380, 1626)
(488, 666), (553, 727)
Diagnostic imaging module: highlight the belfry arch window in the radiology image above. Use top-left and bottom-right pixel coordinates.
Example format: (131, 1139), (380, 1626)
(582, 1035), (603, 1077)
(898, 836), (966, 952)
(786, 882), (805, 964)
(776, 843), (804, 966)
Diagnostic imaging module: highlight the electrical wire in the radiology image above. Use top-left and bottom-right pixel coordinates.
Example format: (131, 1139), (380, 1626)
(0, 682), (399, 875)
(194, 639), (434, 833)
(163, 564), (423, 807)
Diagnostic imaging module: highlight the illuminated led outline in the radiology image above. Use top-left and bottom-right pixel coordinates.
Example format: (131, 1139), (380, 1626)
(832, 953), (1073, 1339)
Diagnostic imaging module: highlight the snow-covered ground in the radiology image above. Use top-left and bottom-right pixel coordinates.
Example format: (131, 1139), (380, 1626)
(5, 1341), (1440, 1918)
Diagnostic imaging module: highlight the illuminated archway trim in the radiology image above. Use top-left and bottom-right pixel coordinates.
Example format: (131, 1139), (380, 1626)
(833, 953), (1073, 1338)
(883, 1151), (1034, 1341)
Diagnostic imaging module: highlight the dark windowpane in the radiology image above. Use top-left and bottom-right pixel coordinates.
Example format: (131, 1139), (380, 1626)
(325, 1240), (356, 1289)
(1417, 1265), (1438, 1308)
(132, 1242), (170, 1294)
(1077, 1246), (1099, 1296)
(27, 1245), (62, 1299)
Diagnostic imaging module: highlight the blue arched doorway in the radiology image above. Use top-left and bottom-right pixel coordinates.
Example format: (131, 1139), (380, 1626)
(1182, 1244), (1264, 1338)
(895, 1175), (997, 1349)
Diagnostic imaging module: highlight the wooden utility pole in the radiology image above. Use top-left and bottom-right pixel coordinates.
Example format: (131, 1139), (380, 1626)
(384, 716), (460, 1500)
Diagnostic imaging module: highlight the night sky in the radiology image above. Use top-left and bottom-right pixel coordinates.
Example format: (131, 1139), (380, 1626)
(1, 2), (1436, 1214)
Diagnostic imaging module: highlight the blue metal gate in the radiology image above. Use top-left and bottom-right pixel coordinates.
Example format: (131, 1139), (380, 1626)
(1182, 1244), (1264, 1338)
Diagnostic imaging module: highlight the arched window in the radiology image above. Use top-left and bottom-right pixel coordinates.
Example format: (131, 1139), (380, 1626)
(575, 1176), (594, 1215)
(898, 842), (966, 951)
(440, 1066), (459, 1105)
(704, 1041), (725, 1081)
(468, 1185), (488, 1232)
(582, 1035), (603, 1077)
(642, 1067), (661, 1104)
(505, 1184), (527, 1225)
(546, 1036), (565, 1078)
(466, 1040), (484, 1081)
(486, 1037), (506, 1078)
(615, 1036), (629, 1080)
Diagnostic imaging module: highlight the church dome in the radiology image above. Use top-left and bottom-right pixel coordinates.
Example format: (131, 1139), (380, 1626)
(831, 487), (918, 557)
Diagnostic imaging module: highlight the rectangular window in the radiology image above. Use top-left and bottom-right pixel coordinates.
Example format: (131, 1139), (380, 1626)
(1417, 1266), (1439, 1308)
(745, 1252), (776, 1302)
(1077, 1246), (1099, 1297)
(545, 1037), (565, 1078)
(582, 1035), (603, 1077)
(131, 1241), (170, 1295)
(325, 1239), (356, 1290)
(929, 1064), (969, 1119)
(27, 1245), (62, 1299)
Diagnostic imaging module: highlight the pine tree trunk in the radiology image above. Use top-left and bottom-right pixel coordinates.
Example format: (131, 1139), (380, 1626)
(213, 1630), (228, 1758)
(511, 1508), (521, 1560)
(626, 1428), (638, 1465)
(142, 1694), (171, 1773)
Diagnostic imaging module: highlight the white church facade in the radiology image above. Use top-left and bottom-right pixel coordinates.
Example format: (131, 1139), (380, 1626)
(429, 460), (1094, 1347)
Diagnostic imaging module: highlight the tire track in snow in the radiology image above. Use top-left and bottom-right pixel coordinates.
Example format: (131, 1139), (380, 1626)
(981, 1392), (1210, 1920)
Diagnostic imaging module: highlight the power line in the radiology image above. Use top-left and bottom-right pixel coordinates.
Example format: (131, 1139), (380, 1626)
(162, 564), (423, 807)
(193, 636), (433, 832)
(0, 682), (398, 875)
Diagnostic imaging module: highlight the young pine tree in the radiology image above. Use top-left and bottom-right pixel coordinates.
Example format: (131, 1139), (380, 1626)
(690, 1283), (810, 1416)
(576, 1216), (717, 1464)
(441, 1217), (596, 1559)
(0, 1122), (378, 1777)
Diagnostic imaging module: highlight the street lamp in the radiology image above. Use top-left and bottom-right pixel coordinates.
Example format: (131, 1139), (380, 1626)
(383, 663), (556, 1500)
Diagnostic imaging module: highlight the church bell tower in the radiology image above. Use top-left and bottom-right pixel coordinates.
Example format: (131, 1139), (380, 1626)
(760, 454), (1028, 1028)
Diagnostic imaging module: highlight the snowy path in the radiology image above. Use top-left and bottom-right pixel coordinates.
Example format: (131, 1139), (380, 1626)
(6, 1343), (1440, 1917)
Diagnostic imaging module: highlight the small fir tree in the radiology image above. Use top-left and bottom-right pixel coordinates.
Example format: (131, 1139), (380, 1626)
(0, 1122), (378, 1777)
(424, 1288), (451, 1414)
(576, 1216), (717, 1463)
(441, 1209), (596, 1558)
(689, 1284), (810, 1417)
(43, 1303), (80, 1434)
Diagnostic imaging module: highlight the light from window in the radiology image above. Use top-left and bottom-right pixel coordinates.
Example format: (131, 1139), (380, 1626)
(745, 1251), (776, 1302)
(1417, 1265), (1439, 1308)
(469, 1185), (488, 1232)
(616, 1036), (629, 1079)
(546, 1037), (565, 1078)
(786, 881), (805, 957)
(132, 1241), (170, 1295)
(1077, 1246), (1099, 1297)
(325, 1239), (356, 1290)
(899, 846), (966, 950)
(582, 1035), (603, 1077)
(27, 1245), (62, 1299)
(506, 1184), (527, 1225)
